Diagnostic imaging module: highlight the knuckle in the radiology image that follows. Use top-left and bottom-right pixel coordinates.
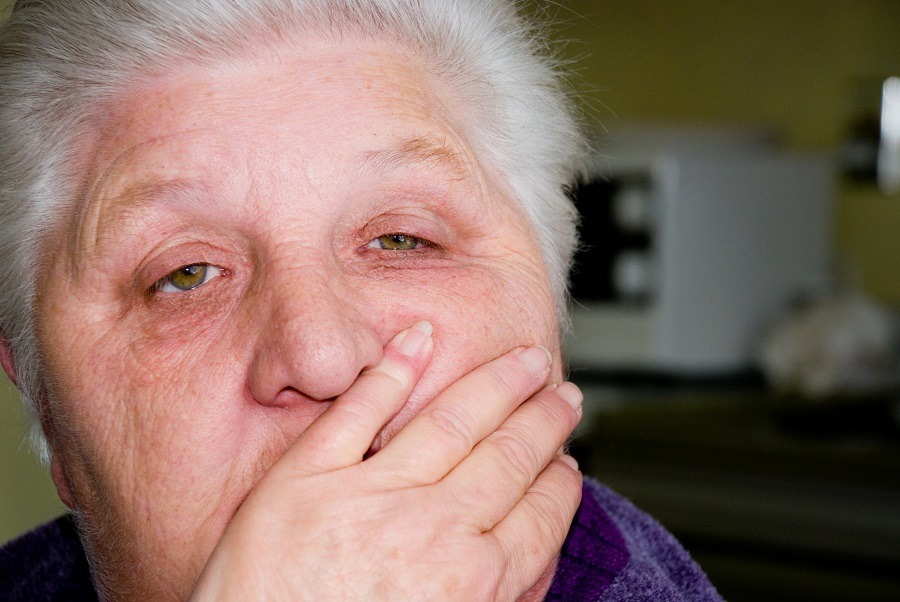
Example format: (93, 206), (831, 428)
(365, 358), (410, 390)
(525, 485), (571, 544)
(486, 359), (530, 403)
(536, 392), (576, 430)
(330, 394), (385, 434)
(425, 404), (478, 450)
(556, 461), (585, 503)
(488, 428), (541, 484)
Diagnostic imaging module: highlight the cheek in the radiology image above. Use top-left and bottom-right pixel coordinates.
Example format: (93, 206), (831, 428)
(41, 316), (318, 589)
(365, 259), (559, 440)
(440, 260), (557, 346)
(45, 328), (231, 506)
(41, 303), (286, 531)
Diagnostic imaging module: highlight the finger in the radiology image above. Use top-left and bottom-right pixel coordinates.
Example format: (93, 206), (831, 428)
(445, 382), (582, 531)
(489, 455), (583, 601)
(370, 345), (553, 485)
(275, 321), (433, 477)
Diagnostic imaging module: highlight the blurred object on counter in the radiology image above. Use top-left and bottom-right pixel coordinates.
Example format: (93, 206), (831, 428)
(878, 77), (900, 194)
(841, 76), (900, 194)
(756, 289), (900, 398)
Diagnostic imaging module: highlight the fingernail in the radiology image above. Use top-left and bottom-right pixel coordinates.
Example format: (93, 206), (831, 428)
(555, 382), (583, 409)
(515, 345), (552, 376)
(559, 454), (579, 471)
(398, 321), (433, 357)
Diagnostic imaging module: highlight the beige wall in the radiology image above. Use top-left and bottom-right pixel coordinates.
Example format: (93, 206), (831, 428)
(1, 0), (898, 544)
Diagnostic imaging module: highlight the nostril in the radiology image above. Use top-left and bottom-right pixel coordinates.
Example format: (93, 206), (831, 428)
(246, 279), (383, 407)
(248, 312), (383, 407)
(265, 386), (335, 407)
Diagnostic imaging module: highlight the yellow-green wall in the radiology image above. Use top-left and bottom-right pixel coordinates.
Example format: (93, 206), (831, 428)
(548, 0), (900, 305)
(0, 385), (64, 545)
(548, 1), (900, 149)
(1, 0), (898, 544)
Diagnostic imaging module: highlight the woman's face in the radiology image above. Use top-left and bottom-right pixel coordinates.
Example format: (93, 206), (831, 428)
(34, 37), (561, 599)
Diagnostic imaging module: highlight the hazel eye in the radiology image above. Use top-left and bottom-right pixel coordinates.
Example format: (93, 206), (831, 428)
(154, 264), (223, 293)
(366, 233), (427, 251)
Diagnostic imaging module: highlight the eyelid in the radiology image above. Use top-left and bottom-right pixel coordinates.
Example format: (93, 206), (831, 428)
(134, 234), (248, 297)
(358, 208), (451, 250)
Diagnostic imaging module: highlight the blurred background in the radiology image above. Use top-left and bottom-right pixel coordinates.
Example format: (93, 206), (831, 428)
(548, 2), (900, 601)
(1, 1), (898, 600)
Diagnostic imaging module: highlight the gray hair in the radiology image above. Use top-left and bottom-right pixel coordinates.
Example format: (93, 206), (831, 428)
(0, 0), (584, 461)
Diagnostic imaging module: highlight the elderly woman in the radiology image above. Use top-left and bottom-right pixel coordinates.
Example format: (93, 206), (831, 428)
(0, 1), (720, 600)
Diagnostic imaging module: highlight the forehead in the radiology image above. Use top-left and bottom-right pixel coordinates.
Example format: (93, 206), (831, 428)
(67, 36), (497, 252)
(87, 36), (475, 195)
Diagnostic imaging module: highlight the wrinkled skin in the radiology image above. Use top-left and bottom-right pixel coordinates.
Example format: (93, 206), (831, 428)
(22, 35), (582, 600)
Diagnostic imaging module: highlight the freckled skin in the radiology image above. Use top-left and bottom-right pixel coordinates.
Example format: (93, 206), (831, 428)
(34, 36), (561, 600)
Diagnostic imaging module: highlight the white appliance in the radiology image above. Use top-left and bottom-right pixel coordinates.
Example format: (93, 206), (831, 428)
(564, 126), (834, 374)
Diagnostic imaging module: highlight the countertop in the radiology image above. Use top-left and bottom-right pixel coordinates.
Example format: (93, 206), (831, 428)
(569, 377), (900, 602)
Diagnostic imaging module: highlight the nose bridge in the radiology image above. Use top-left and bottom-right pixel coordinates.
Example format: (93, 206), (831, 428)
(249, 259), (381, 404)
(273, 265), (349, 345)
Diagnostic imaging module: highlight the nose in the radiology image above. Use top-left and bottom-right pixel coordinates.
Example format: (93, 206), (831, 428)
(247, 270), (382, 406)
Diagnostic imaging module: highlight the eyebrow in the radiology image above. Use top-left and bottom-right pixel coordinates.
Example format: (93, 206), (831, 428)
(356, 135), (470, 180)
(70, 179), (212, 264)
(71, 136), (473, 267)
(110, 179), (212, 212)
(97, 179), (213, 235)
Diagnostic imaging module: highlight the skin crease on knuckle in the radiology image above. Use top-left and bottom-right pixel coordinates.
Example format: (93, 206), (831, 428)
(477, 389), (576, 487)
(31, 35), (568, 601)
(524, 464), (584, 546)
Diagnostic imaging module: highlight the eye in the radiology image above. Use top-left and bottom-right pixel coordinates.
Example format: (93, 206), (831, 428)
(154, 264), (223, 293)
(366, 233), (429, 251)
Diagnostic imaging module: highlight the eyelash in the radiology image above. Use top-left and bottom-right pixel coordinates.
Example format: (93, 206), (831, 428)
(153, 264), (224, 294)
(364, 233), (435, 251)
(151, 231), (434, 294)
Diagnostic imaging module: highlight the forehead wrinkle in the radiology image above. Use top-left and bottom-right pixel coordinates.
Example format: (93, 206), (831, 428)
(63, 125), (217, 267)
(67, 179), (213, 274)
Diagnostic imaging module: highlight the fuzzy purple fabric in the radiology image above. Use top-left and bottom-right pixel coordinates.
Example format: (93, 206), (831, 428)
(0, 479), (720, 600)
(0, 513), (97, 601)
(549, 480), (723, 601)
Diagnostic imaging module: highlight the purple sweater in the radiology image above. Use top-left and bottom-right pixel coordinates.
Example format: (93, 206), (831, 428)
(0, 479), (721, 601)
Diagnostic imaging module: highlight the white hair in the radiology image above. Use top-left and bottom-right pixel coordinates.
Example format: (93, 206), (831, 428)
(0, 0), (584, 461)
